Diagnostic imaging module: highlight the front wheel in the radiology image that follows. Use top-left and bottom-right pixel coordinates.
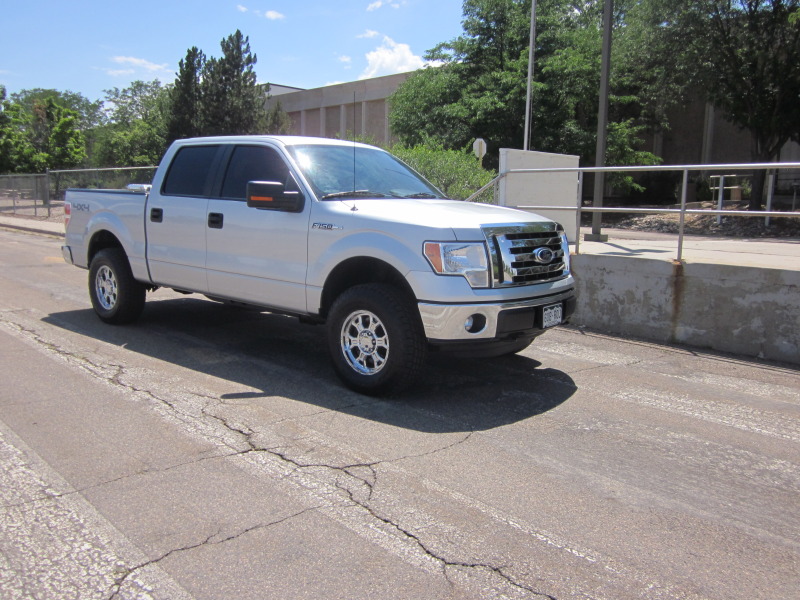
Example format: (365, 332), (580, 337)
(327, 284), (426, 396)
(88, 248), (146, 324)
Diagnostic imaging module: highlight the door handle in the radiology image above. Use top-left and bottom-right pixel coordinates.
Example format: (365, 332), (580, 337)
(150, 207), (163, 223)
(208, 212), (224, 229)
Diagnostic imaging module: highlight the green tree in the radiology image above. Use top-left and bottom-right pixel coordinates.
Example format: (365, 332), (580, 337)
(387, 66), (469, 150)
(94, 80), (171, 166)
(391, 0), (533, 163)
(200, 30), (269, 135)
(263, 95), (292, 135)
(167, 46), (206, 143)
(44, 99), (88, 169)
(615, 0), (800, 209)
(0, 87), (86, 173)
(9, 88), (104, 166)
(390, 0), (659, 172)
(688, 0), (800, 209)
(9, 88), (104, 132)
(0, 86), (36, 173)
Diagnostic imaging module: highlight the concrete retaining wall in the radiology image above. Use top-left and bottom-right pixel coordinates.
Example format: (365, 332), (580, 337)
(570, 255), (800, 365)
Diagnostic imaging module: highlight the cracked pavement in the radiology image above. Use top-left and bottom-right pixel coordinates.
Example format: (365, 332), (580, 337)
(1, 228), (799, 599)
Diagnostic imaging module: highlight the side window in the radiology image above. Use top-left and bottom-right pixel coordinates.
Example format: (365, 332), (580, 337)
(162, 145), (220, 197)
(220, 146), (290, 200)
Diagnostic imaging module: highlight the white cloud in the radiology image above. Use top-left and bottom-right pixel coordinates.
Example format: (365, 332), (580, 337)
(338, 55), (352, 64)
(111, 56), (170, 73)
(367, 0), (405, 10)
(240, 6), (284, 19)
(359, 36), (425, 79)
(357, 29), (379, 39)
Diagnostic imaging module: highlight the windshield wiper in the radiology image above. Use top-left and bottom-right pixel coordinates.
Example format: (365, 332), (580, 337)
(319, 190), (388, 200)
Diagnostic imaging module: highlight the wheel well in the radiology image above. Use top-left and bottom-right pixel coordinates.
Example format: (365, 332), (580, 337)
(88, 230), (123, 264)
(320, 257), (416, 318)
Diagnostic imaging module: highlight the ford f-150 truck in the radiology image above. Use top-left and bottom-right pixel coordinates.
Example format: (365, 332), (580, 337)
(62, 136), (576, 395)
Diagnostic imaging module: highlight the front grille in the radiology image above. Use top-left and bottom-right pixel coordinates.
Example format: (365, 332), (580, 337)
(483, 224), (567, 287)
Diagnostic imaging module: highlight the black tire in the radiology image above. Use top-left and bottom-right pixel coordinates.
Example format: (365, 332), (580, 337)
(327, 283), (426, 396)
(88, 248), (146, 324)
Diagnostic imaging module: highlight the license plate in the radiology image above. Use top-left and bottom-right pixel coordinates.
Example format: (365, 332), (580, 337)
(542, 303), (563, 329)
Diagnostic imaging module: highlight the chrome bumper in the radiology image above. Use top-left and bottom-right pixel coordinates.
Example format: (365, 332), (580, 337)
(61, 245), (74, 265)
(418, 289), (575, 341)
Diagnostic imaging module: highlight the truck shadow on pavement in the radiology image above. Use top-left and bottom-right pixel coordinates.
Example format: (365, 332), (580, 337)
(44, 295), (577, 433)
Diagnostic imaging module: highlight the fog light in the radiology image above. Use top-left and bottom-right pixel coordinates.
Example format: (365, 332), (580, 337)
(465, 313), (486, 334)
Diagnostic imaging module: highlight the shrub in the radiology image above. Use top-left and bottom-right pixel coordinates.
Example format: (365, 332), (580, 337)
(389, 141), (497, 201)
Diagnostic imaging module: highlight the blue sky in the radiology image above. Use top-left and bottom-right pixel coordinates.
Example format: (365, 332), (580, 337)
(1, 0), (465, 101)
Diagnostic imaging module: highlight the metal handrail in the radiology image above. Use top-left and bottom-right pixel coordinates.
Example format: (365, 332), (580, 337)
(467, 162), (800, 261)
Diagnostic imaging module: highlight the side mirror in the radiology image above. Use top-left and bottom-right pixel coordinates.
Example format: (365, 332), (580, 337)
(246, 180), (305, 213)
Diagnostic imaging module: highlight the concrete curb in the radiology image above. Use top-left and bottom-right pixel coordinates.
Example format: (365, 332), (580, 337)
(0, 217), (63, 238)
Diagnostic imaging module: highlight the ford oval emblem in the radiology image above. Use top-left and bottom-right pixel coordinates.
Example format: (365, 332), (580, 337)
(533, 247), (555, 264)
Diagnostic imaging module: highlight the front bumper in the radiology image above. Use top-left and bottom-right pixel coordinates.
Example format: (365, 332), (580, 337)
(418, 288), (576, 341)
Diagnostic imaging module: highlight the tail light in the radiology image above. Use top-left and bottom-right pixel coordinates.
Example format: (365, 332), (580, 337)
(64, 202), (71, 230)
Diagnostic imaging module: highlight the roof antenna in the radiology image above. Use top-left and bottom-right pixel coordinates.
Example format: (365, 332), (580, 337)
(352, 91), (356, 192)
(351, 91), (358, 211)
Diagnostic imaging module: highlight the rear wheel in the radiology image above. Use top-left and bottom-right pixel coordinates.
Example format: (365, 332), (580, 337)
(327, 284), (426, 396)
(88, 248), (146, 324)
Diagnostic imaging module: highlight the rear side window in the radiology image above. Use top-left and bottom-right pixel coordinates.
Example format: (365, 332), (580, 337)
(162, 145), (220, 197)
(220, 145), (289, 200)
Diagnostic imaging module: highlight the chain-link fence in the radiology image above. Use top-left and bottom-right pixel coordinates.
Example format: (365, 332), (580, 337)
(0, 167), (157, 219)
(0, 174), (51, 218)
(50, 167), (157, 203)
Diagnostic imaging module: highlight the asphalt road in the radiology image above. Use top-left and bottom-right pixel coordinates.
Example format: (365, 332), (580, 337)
(1, 227), (798, 600)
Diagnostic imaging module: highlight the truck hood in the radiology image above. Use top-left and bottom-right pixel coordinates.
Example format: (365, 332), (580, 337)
(341, 198), (554, 239)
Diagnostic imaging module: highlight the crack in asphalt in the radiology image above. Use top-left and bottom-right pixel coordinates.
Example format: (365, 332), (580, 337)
(106, 506), (321, 600)
(200, 409), (555, 599)
(8, 319), (557, 599)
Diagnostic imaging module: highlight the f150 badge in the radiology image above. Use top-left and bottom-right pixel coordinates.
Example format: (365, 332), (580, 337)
(312, 223), (343, 230)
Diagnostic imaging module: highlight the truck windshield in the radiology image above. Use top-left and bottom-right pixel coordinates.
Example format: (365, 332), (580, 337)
(287, 144), (446, 201)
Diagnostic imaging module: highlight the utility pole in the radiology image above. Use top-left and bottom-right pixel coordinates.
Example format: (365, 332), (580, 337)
(586, 0), (613, 242)
(523, 0), (537, 151)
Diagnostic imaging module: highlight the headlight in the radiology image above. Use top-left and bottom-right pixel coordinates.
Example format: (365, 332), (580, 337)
(423, 241), (490, 288)
(560, 232), (571, 276)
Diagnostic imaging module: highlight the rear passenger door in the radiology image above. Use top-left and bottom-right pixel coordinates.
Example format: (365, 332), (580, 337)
(146, 144), (223, 292)
(205, 144), (310, 312)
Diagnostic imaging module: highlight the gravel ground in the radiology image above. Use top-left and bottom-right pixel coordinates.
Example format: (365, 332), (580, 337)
(587, 200), (800, 239)
(614, 203), (800, 238)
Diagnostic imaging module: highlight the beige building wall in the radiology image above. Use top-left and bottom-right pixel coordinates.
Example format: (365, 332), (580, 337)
(265, 72), (412, 145)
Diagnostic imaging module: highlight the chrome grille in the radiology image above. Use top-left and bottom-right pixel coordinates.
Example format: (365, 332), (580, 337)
(483, 224), (567, 287)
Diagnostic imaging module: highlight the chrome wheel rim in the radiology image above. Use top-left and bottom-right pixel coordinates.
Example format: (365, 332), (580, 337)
(95, 265), (118, 310)
(340, 310), (389, 375)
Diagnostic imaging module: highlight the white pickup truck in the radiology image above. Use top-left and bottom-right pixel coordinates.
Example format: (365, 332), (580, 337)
(63, 136), (576, 395)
